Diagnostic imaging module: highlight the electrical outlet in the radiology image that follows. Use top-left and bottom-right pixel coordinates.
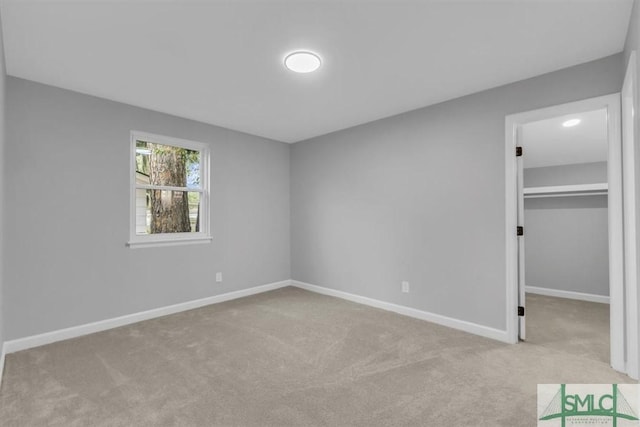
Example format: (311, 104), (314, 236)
(216, 272), (222, 283)
(401, 281), (410, 293)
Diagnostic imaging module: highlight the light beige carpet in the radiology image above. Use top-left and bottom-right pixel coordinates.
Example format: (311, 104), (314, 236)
(525, 293), (610, 365)
(0, 287), (633, 426)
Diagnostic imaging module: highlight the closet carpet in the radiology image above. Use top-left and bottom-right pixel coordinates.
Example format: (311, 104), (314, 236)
(0, 286), (629, 426)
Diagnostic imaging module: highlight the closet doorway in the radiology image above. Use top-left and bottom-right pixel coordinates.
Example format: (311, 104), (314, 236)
(505, 94), (625, 374)
(521, 109), (610, 364)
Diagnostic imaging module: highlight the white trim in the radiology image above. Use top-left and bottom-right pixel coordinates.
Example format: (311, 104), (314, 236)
(0, 343), (5, 388)
(129, 131), (212, 248)
(291, 280), (511, 343)
(622, 51), (639, 380)
(523, 183), (608, 198)
(505, 93), (625, 373)
(605, 95), (625, 374)
(127, 235), (213, 249)
(526, 286), (610, 304)
(505, 117), (519, 344)
(131, 131), (209, 152)
(517, 140), (526, 340)
(135, 184), (205, 193)
(4, 280), (291, 354)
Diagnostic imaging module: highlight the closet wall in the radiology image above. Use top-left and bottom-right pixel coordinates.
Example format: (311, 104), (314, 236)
(524, 161), (609, 298)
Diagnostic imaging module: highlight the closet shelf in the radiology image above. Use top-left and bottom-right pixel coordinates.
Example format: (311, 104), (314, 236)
(523, 183), (608, 199)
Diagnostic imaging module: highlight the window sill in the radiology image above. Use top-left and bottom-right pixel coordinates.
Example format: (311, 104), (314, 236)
(127, 235), (212, 249)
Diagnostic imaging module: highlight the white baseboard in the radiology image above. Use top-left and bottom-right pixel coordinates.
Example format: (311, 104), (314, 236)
(3, 278), (514, 360)
(291, 280), (511, 343)
(4, 280), (292, 354)
(526, 286), (610, 304)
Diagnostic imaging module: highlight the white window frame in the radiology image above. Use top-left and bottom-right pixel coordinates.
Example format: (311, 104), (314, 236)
(128, 131), (211, 248)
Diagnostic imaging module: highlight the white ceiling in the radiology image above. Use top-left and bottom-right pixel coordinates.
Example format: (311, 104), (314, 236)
(521, 109), (608, 169)
(0, 0), (633, 143)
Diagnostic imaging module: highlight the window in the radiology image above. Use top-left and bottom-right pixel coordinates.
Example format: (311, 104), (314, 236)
(129, 131), (211, 248)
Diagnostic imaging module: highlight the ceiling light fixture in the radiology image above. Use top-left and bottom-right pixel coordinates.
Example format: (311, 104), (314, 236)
(562, 118), (581, 128)
(284, 51), (321, 73)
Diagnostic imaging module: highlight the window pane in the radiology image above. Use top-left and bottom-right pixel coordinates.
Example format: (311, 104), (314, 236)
(136, 190), (201, 235)
(135, 140), (200, 189)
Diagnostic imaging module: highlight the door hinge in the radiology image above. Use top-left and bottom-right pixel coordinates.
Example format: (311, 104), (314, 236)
(517, 226), (524, 236)
(516, 146), (523, 157)
(518, 306), (525, 316)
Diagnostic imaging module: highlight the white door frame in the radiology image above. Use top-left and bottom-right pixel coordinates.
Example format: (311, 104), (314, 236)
(516, 143), (526, 340)
(622, 51), (639, 380)
(504, 93), (625, 374)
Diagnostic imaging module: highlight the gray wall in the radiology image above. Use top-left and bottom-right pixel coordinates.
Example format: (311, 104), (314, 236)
(524, 162), (609, 296)
(524, 161), (607, 187)
(625, 1), (639, 101)
(291, 54), (623, 331)
(625, 1), (639, 241)
(623, 0), (640, 366)
(5, 77), (291, 340)
(0, 11), (6, 352)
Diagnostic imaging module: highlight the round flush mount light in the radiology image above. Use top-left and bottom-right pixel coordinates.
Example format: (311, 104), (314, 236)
(562, 118), (581, 128)
(284, 51), (321, 73)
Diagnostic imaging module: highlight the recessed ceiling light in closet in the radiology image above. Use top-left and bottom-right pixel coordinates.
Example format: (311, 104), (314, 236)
(284, 51), (321, 73)
(562, 119), (581, 128)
